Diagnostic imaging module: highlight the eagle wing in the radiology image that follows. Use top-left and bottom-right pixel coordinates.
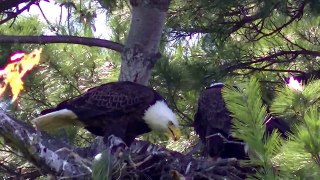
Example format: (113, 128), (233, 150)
(60, 81), (155, 119)
(36, 81), (157, 138)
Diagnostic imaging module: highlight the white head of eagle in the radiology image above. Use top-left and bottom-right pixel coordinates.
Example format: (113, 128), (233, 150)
(143, 100), (179, 140)
(32, 81), (181, 146)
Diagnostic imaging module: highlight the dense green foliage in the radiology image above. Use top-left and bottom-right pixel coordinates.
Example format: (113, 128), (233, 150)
(271, 80), (320, 178)
(223, 77), (320, 179)
(223, 78), (281, 179)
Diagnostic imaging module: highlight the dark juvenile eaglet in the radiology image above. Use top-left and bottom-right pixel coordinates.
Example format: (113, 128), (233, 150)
(194, 82), (291, 160)
(194, 83), (246, 159)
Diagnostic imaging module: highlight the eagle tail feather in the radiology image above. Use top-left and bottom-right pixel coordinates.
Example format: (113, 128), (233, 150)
(32, 109), (83, 131)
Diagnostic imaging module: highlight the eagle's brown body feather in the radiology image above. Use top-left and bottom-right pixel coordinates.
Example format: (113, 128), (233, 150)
(33, 81), (164, 145)
(194, 85), (232, 158)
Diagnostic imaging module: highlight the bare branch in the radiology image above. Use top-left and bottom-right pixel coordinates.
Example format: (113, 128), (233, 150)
(253, 1), (306, 41)
(0, 35), (124, 52)
(226, 50), (320, 72)
(241, 67), (306, 74)
(36, 3), (57, 32)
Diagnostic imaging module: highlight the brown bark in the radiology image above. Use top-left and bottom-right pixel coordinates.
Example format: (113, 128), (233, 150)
(119, 0), (170, 85)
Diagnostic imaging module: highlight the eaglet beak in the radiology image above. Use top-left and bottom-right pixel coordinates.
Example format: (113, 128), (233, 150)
(167, 122), (181, 141)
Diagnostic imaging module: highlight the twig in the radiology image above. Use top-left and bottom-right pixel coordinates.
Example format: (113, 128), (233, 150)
(37, 4), (57, 32)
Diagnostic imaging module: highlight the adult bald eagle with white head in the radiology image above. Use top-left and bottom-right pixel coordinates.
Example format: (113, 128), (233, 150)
(32, 81), (181, 146)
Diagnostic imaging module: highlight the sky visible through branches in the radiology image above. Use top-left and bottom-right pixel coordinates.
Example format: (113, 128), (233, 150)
(21, 1), (110, 38)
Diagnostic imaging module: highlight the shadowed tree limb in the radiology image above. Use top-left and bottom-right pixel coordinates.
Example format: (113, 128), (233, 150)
(0, 35), (124, 52)
(0, 110), (92, 178)
(0, 0), (37, 12)
(226, 49), (320, 72)
(0, 0), (36, 25)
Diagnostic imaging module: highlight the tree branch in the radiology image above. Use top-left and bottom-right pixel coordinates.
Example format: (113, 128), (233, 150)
(0, 0), (36, 12)
(0, 0), (35, 25)
(0, 110), (91, 178)
(252, 1), (306, 41)
(241, 67), (306, 74)
(226, 50), (320, 72)
(0, 35), (124, 52)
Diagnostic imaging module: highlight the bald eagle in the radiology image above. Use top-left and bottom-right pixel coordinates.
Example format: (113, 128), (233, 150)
(32, 81), (180, 146)
(194, 83), (246, 159)
(194, 83), (291, 159)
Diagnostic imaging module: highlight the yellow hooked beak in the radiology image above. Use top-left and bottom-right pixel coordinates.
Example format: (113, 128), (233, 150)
(167, 122), (181, 141)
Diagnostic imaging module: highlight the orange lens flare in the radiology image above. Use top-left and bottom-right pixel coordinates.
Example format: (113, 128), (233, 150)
(0, 48), (42, 102)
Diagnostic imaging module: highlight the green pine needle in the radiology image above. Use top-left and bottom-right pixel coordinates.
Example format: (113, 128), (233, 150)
(270, 79), (320, 178)
(92, 150), (113, 180)
(302, 79), (320, 104)
(222, 77), (279, 179)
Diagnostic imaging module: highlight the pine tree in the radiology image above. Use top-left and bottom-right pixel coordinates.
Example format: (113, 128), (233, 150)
(222, 77), (280, 179)
(223, 77), (320, 179)
(271, 79), (320, 178)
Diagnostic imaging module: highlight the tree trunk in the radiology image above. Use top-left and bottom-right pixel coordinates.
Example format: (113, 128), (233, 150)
(119, 0), (170, 85)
